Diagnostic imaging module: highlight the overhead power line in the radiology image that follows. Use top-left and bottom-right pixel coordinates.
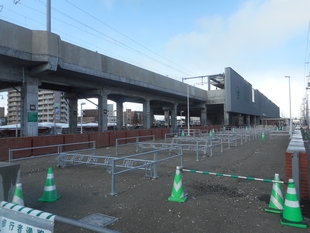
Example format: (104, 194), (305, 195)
(65, 0), (196, 77)
(16, 0), (197, 78)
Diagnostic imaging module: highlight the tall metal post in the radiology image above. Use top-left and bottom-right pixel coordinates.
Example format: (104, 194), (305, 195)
(285, 76), (292, 137)
(306, 95), (309, 126)
(180, 110), (183, 128)
(54, 107), (56, 134)
(15, 108), (18, 137)
(80, 102), (85, 134)
(47, 0), (51, 32)
(187, 85), (190, 136)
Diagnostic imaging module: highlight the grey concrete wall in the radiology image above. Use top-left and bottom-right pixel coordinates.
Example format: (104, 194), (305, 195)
(0, 19), (281, 122)
(32, 30), (61, 57)
(0, 162), (20, 202)
(0, 19), (207, 101)
(225, 67), (279, 117)
(205, 89), (225, 104)
(0, 20), (32, 54)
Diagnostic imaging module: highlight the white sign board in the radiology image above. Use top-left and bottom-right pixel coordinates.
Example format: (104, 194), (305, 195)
(0, 202), (55, 233)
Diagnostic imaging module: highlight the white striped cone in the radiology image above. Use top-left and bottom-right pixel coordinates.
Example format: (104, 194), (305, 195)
(168, 166), (187, 203)
(280, 179), (307, 229)
(265, 174), (284, 214)
(38, 167), (61, 203)
(12, 183), (24, 206)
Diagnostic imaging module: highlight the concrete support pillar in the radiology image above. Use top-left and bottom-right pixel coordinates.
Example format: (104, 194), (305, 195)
(143, 99), (151, 129)
(257, 116), (261, 125)
(150, 108), (154, 127)
(223, 112), (230, 125)
(98, 91), (108, 132)
(20, 75), (39, 137)
(68, 98), (78, 134)
(253, 116), (257, 126)
(185, 113), (188, 127)
(246, 115), (250, 127)
(208, 77), (211, 91)
(171, 103), (178, 129)
(116, 101), (123, 130)
(200, 106), (207, 126)
(164, 110), (170, 127)
(223, 103), (229, 125)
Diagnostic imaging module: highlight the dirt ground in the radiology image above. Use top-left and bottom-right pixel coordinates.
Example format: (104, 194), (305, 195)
(14, 134), (310, 233)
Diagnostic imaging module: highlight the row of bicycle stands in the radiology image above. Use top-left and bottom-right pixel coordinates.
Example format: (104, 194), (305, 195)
(54, 126), (274, 195)
(5, 125), (291, 198)
(156, 126), (277, 159)
(55, 125), (280, 173)
(12, 125), (280, 195)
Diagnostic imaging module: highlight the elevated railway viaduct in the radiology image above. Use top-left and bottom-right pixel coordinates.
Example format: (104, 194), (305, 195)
(0, 19), (279, 136)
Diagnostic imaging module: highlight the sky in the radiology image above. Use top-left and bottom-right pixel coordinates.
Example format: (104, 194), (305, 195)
(0, 0), (310, 119)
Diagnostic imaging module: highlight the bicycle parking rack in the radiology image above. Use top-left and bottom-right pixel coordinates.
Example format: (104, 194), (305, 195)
(56, 153), (155, 178)
(109, 145), (183, 195)
(115, 135), (155, 156)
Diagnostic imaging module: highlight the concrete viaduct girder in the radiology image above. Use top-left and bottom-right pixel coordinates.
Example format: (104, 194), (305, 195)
(0, 20), (208, 136)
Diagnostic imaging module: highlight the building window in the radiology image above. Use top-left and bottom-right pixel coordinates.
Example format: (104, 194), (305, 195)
(252, 88), (255, 103)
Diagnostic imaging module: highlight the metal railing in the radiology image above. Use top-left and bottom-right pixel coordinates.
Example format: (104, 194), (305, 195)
(1, 201), (119, 233)
(115, 135), (155, 155)
(110, 145), (183, 195)
(9, 141), (96, 162)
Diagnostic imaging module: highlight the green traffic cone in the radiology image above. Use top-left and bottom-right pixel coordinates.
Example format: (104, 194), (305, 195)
(280, 179), (307, 229)
(38, 167), (61, 203)
(261, 132), (265, 140)
(168, 166), (187, 203)
(265, 174), (284, 214)
(12, 183), (24, 206)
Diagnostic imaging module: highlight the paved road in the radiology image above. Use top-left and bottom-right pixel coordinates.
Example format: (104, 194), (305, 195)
(16, 134), (310, 232)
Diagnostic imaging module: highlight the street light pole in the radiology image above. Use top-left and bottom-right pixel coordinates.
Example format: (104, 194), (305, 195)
(80, 103), (85, 134)
(180, 111), (184, 128)
(15, 108), (19, 137)
(187, 85), (190, 136)
(285, 76), (292, 137)
(0, 95), (3, 126)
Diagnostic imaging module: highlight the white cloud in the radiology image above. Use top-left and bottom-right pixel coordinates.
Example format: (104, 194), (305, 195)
(100, 0), (117, 11)
(165, 0), (310, 66)
(227, 0), (310, 49)
(163, 0), (310, 117)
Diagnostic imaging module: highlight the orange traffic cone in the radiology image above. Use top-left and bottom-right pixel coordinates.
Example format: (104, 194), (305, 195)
(38, 167), (61, 203)
(168, 166), (187, 203)
(12, 183), (24, 206)
(280, 179), (307, 229)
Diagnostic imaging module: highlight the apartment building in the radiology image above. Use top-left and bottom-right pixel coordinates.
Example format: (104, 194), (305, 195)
(7, 89), (69, 124)
(79, 104), (114, 123)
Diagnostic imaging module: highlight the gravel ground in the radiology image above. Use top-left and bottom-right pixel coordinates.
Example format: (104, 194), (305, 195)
(14, 135), (310, 233)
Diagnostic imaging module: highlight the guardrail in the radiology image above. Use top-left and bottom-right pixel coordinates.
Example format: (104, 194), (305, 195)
(115, 135), (155, 155)
(56, 153), (155, 178)
(9, 141), (96, 162)
(269, 130), (290, 140)
(110, 145), (183, 195)
(56, 144), (184, 195)
(1, 201), (119, 233)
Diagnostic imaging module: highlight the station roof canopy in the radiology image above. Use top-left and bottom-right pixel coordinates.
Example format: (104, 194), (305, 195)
(209, 73), (225, 89)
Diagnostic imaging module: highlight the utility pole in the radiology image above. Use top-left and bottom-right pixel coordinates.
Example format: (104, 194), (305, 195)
(47, 0), (51, 32)
(285, 76), (292, 137)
